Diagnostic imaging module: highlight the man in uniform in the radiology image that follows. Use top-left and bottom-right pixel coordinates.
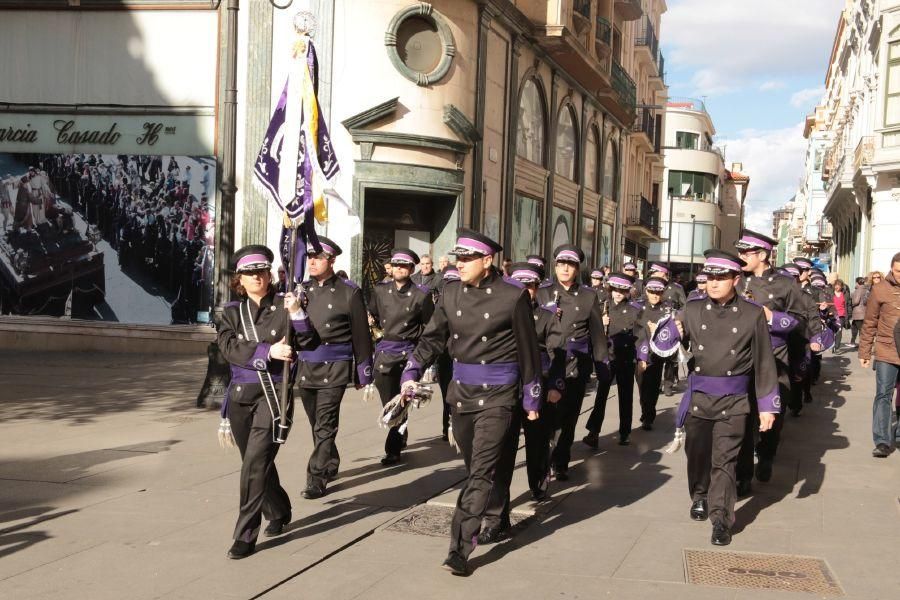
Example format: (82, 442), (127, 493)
(648, 263), (686, 397)
(411, 254), (440, 291)
(537, 245), (608, 480)
(624, 262), (643, 299)
(688, 273), (708, 301)
(635, 277), (676, 429)
(584, 272), (640, 447)
(400, 228), (542, 576)
(528, 254), (553, 288)
(298, 237), (374, 499)
(479, 261), (564, 544)
(734, 230), (819, 492)
(677, 249), (779, 546)
(435, 265), (459, 440)
(368, 248), (435, 465)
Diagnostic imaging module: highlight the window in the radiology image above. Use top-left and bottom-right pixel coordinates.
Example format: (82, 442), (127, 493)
(886, 40), (900, 126)
(813, 148), (823, 171)
(668, 170), (717, 202)
(581, 216), (596, 269)
(517, 79), (546, 165)
(585, 126), (600, 192)
(599, 223), (613, 268)
(675, 131), (699, 149)
(511, 194), (542, 261)
(555, 106), (578, 181)
(602, 139), (618, 200)
(551, 205), (575, 248)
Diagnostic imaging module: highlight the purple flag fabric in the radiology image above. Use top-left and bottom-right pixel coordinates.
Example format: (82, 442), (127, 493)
(650, 315), (681, 357)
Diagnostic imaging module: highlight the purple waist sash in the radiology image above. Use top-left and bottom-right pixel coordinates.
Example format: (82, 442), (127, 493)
(771, 334), (788, 349)
(230, 366), (284, 385)
(453, 361), (519, 386)
(300, 342), (353, 363)
(676, 374), (751, 427)
(566, 337), (590, 356)
(540, 354), (551, 372)
(376, 339), (416, 355)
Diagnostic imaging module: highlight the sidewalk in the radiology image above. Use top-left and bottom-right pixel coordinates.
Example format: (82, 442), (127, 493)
(0, 349), (898, 599)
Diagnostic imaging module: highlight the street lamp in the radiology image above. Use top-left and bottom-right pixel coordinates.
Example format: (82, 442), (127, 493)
(688, 214), (696, 279)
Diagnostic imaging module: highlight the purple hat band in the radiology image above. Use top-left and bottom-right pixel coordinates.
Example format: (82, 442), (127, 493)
(310, 242), (338, 256)
(511, 269), (540, 282)
(623, 263), (636, 270)
(739, 235), (773, 250)
(784, 266), (799, 276)
(645, 282), (665, 291)
(705, 256), (742, 272)
(527, 257), (544, 266)
(608, 276), (632, 288)
(590, 270), (603, 278)
(649, 264), (668, 274)
(443, 269), (460, 280)
(456, 236), (494, 255)
(236, 253), (270, 270)
(391, 253), (416, 264)
(696, 274), (708, 282)
(556, 250), (581, 263)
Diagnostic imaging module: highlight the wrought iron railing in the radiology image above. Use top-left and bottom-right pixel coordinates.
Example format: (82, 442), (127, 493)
(595, 15), (612, 47)
(612, 60), (636, 116)
(635, 16), (659, 56)
(632, 107), (656, 143)
(626, 194), (658, 235)
(573, 0), (591, 20)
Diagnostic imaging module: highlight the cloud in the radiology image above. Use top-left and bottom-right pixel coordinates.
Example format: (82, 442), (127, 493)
(759, 80), (786, 92)
(790, 86), (825, 108)
(664, 0), (843, 96)
(718, 122), (807, 233)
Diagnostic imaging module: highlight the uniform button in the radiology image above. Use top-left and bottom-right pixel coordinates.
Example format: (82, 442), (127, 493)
(701, 324), (707, 330)
(486, 288), (492, 294)
(407, 292), (412, 297)
(388, 289), (392, 294)
(484, 313), (490, 319)
(324, 341), (329, 345)
(481, 336), (487, 342)
(478, 398), (484, 404)
(238, 334), (244, 340)
(330, 288), (335, 292)
(730, 349), (736, 355)
(622, 309), (627, 313)
(301, 376), (306, 381)
(574, 291), (579, 296)
(726, 371), (732, 376)
(328, 304), (333, 309)
(456, 380), (461, 384)
(271, 330), (277, 336)
(481, 384), (488, 389)
(695, 366), (701, 372)
(403, 322), (407, 327)
(722, 410), (727, 415)
(324, 360), (329, 365)
(572, 324), (577, 328)
(698, 344), (704, 351)
(768, 277), (773, 282)
(693, 406), (698, 411)
(457, 402), (462, 407)
(733, 307), (738, 312)
(406, 307), (410, 312)
(706, 304), (711, 310)
(534, 315), (539, 321)
(575, 306), (580, 311)
(732, 327), (737, 333)
(270, 306), (276, 311)
(324, 378), (329, 383)
(480, 360), (486, 364)
(236, 386), (242, 391)
(402, 351), (407, 356)
(463, 287), (468, 293)
(453, 334), (459, 339)
(457, 310), (462, 317)
(768, 293), (774, 299)
(326, 323), (331, 328)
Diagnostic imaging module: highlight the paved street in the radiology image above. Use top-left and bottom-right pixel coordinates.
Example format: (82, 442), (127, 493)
(1, 349), (898, 599)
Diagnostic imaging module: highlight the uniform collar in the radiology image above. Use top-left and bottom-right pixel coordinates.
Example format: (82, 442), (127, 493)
(710, 292), (739, 308)
(556, 281), (581, 295)
(394, 279), (412, 293)
(311, 273), (339, 287)
(465, 268), (500, 289)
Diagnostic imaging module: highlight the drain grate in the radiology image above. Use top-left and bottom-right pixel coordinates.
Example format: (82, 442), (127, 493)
(386, 504), (529, 538)
(684, 549), (844, 596)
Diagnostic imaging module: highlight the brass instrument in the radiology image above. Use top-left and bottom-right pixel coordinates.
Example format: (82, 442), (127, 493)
(368, 312), (385, 341)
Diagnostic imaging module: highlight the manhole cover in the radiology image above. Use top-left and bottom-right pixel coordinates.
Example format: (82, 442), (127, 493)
(386, 504), (529, 538)
(684, 549), (844, 596)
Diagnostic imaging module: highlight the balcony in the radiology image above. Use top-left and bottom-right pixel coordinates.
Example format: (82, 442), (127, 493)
(573, 0), (591, 20)
(854, 135), (874, 171)
(615, 0), (643, 21)
(649, 50), (666, 88)
(667, 96), (708, 114)
(595, 15), (612, 58)
(631, 107), (656, 152)
(625, 194), (660, 240)
(608, 60), (636, 118)
(819, 217), (833, 239)
(635, 16), (659, 59)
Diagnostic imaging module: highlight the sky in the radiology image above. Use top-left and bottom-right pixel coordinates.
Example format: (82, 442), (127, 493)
(661, 0), (846, 233)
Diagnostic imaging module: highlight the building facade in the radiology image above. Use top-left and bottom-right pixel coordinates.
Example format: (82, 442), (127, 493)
(818, 0), (900, 281)
(649, 97), (748, 279)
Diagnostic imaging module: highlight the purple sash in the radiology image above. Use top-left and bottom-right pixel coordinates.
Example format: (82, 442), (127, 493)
(566, 337), (590, 356)
(376, 339), (416, 356)
(453, 361), (519, 386)
(300, 342), (353, 363)
(675, 374), (751, 427)
(230, 366), (284, 385)
(540, 354), (551, 372)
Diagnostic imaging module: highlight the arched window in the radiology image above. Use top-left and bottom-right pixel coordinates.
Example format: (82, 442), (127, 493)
(517, 79), (546, 165)
(585, 125), (600, 192)
(602, 138), (618, 199)
(555, 105), (578, 181)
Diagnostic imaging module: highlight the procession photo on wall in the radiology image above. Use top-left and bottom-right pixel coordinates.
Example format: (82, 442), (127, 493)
(0, 153), (216, 325)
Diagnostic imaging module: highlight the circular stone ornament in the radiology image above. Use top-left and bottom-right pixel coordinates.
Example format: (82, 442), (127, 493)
(385, 3), (456, 86)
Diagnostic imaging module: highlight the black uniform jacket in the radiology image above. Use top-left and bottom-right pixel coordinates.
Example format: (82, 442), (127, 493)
(634, 298), (676, 363)
(681, 294), (780, 419)
(298, 274), (374, 389)
(537, 281), (609, 380)
(369, 279), (435, 373)
(402, 270), (543, 413)
(607, 297), (641, 361)
(737, 268), (808, 358)
(662, 282), (687, 308)
(411, 270), (440, 291)
(533, 300), (565, 380)
(218, 291), (320, 403)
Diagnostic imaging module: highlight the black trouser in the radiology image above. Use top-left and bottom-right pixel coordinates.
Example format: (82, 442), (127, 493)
(449, 405), (514, 559)
(736, 361), (790, 482)
(299, 386), (345, 490)
(374, 362), (406, 456)
(586, 355), (635, 437)
(834, 317), (845, 349)
(663, 355), (679, 386)
(850, 319), (863, 344)
(438, 351), (453, 436)
(639, 359), (665, 425)
(685, 412), (746, 527)
(228, 389), (292, 543)
(549, 356), (591, 472)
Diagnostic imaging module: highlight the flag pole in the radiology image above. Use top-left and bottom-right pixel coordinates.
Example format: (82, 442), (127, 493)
(276, 212), (297, 444)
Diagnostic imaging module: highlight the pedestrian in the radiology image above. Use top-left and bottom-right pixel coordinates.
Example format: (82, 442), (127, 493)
(676, 249), (779, 546)
(647, 263), (685, 396)
(634, 277), (674, 429)
(399, 228), (543, 576)
(733, 230), (814, 493)
(437, 255), (449, 274)
(584, 272), (640, 447)
(527, 254), (553, 288)
(435, 265), (459, 441)
(858, 252), (900, 458)
(687, 273), (708, 301)
(479, 261), (564, 544)
(850, 275), (873, 347)
(382, 261), (393, 283)
(501, 257), (513, 277)
(217, 245), (318, 559)
(411, 254), (439, 291)
(297, 237), (374, 498)
(368, 248), (434, 465)
(623, 261), (643, 299)
(832, 279), (849, 353)
(537, 244), (608, 481)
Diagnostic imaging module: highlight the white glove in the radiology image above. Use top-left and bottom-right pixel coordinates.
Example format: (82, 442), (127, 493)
(361, 383), (377, 404)
(664, 427), (685, 454)
(422, 365), (437, 383)
(217, 418), (236, 449)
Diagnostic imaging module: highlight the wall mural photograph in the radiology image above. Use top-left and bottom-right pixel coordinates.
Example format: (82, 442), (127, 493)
(0, 153), (216, 325)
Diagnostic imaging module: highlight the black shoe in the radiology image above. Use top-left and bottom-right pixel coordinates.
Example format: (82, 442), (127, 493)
(531, 488), (549, 502)
(711, 522), (732, 546)
(442, 552), (469, 576)
(872, 443), (892, 458)
(618, 434), (630, 446)
(790, 408), (801, 417)
(476, 522), (510, 545)
(263, 513), (291, 537)
(227, 540), (256, 559)
(641, 422), (653, 431)
(755, 460), (773, 482)
(664, 382), (674, 397)
(582, 432), (599, 449)
(736, 479), (752, 498)
(690, 499), (708, 521)
(441, 433), (449, 441)
(380, 453), (401, 466)
(553, 467), (569, 482)
(301, 485), (326, 499)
